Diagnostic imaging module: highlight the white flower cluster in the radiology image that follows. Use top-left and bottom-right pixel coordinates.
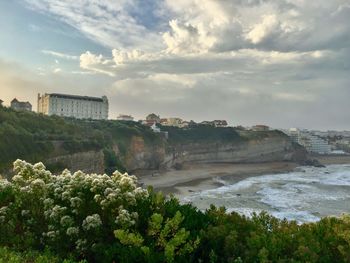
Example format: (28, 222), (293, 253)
(82, 214), (102, 230)
(0, 206), (8, 223)
(115, 206), (138, 227)
(0, 159), (150, 252)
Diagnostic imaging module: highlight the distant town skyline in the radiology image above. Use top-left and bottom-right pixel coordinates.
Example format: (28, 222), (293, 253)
(1, 1), (350, 130)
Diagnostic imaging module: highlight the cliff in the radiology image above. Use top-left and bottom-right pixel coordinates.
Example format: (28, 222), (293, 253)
(46, 150), (105, 174)
(0, 107), (307, 175)
(120, 131), (306, 172)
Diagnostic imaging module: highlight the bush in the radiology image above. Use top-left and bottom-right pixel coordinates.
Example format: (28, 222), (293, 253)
(0, 247), (82, 263)
(1, 160), (350, 262)
(0, 160), (199, 262)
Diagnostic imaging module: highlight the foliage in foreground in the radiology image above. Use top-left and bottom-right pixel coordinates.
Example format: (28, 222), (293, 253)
(1, 160), (350, 262)
(0, 247), (82, 263)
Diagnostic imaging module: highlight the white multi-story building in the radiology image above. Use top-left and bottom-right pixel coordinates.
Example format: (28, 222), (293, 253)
(287, 128), (331, 154)
(37, 93), (108, 120)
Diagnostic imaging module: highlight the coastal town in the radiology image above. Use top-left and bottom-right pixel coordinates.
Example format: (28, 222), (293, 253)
(1, 92), (350, 156)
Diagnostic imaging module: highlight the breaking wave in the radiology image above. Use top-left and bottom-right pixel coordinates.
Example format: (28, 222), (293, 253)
(183, 165), (350, 223)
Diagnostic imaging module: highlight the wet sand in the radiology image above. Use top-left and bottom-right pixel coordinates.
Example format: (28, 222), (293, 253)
(314, 155), (350, 165)
(136, 156), (350, 199)
(136, 162), (299, 198)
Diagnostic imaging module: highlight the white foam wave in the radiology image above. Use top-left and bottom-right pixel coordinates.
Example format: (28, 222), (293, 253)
(182, 164), (350, 223)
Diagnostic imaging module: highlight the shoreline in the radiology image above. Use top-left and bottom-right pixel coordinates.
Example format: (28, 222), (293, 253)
(137, 161), (300, 198)
(136, 155), (350, 199)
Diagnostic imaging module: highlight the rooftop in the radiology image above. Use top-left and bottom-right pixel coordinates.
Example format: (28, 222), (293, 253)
(47, 93), (107, 102)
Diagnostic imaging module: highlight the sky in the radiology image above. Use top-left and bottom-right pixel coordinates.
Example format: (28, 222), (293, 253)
(0, 0), (350, 130)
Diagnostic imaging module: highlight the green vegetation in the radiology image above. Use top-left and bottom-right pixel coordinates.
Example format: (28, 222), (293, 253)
(160, 125), (243, 144)
(0, 107), (259, 174)
(1, 160), (350, 263)
(0, 247), (82, 263)
(0, 107), (162, 173)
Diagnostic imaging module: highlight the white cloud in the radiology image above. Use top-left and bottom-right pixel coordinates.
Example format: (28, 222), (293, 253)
(148, 73), (197, 88)
(163, 20), (216, 54)
(53, 68), (62, 74)
(80, 51), (115, 76)
(246, 15), (279, 44)
(18, 0), (350, 128)
(24, 0), (163, 50)
(112, 49), (147, 64)
(42, 50), (79, 60)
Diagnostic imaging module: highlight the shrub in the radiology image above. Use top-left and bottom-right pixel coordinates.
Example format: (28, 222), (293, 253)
(0, 160), (199, 262)
(2, 160), (350, 262)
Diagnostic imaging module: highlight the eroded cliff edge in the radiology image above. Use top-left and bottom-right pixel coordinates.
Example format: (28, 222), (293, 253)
(120, 130), (307, 172)
(0, 106), (307, 175)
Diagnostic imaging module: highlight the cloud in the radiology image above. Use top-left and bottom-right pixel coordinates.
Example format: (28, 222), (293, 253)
(0, 59), (114, 109)
(78, 48), (331, 79)
(16, 1), (350, 129)
(53, 68), (62, 74)
(24, 0), (164, 50)
(246, 14), (279, 44)
(42, 50), (79, 60)
(80, 51), (115, 76)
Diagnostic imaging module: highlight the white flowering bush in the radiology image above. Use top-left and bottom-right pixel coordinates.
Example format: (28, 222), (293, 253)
(0, 160), (201, 262)
(0, 160), (148, 259)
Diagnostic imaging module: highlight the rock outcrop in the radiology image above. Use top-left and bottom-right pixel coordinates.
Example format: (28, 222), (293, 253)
(46, 150), (105, 174)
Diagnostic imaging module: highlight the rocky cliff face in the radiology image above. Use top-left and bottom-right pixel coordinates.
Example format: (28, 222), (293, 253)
(43, 132), (307, 174)
(121, 133), (307, 172)
(46, 150), (105, 174)
(122, 136), (165, 171)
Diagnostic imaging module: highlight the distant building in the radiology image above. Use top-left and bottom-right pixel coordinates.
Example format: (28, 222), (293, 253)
(200, 121), (214, 126)
(146, 113), (160, 123)
(213, 120), (228, 127)
(150, 123), (161, 133)
(11, 98), (32, 111)
(141, 120), (158, 126)
(162, 118), (183, 127)
(252, 125), (270, 131)
(181, 121), (190, 128)
(200, 120), (228, 127)
(117, 114), (134, 121)
(287, 128), (331, 154)
(160, 118), (168, 125)
(37, 93), (108, 120)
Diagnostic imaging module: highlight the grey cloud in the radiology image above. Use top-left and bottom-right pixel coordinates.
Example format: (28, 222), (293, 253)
(14, 0), (350, 129)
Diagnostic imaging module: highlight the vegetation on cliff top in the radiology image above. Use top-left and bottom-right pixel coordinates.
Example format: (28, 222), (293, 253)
(0, 106), (162, 173)
(0, 106), (295, 174)
(160, 125), (243, 144)
(1, 160), (350, 263)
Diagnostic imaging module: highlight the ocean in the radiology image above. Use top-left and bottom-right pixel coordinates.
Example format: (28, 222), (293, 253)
(182, 164), (350, 223)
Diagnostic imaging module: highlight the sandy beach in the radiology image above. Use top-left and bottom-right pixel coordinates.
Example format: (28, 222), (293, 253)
(312, 155), (350, 165)
(136, 155), (350, 199)
(137, 162), (300, 198)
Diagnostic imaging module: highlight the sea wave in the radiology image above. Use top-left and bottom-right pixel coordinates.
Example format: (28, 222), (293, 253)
(183, 164), (350, 223)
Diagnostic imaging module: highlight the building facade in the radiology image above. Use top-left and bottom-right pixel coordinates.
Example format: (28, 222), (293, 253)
(213, 120), (228, 127)
(37, 93), (108, 120)
(287, 128), (331, 154)
(11, 98), (32, 111)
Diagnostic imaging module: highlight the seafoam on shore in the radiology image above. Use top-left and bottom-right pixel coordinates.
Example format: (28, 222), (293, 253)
(182, 164), (350, 223)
